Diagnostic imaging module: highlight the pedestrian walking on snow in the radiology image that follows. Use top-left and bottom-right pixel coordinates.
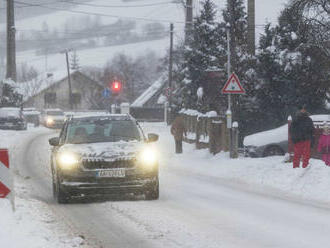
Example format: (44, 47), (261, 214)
(317, 122), (330, 166)
(289, 105), (315, 168)
(171, 114), (187, 154)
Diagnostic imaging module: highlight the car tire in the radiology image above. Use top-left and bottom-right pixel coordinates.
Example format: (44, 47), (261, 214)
(54, 175), (70, 204)
(145, 180), (159, 200)
(263, 145), (284, 157)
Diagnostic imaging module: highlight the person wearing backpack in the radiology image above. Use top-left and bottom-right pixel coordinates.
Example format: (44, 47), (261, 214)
(317, 122), (330, 166)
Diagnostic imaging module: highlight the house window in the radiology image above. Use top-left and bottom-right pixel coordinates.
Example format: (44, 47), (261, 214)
(44, 92), (56, 105)
(72, 93), (81, 105)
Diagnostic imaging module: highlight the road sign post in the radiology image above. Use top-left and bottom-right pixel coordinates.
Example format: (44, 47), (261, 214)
(0, 149), (15, 210)
(222, 72), (245, 158)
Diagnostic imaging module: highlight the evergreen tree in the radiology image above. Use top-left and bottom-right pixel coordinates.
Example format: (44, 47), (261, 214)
(256, 5), (329, 130)
(70, 50), (80, 71)
(0, 79), (23, 107)
(182, 0), (223, 112)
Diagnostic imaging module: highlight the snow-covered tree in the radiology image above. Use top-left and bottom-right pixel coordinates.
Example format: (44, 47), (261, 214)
(182, 0), (223, 112)
(255, 4), (329, 129)
(0, 79), (22, 107)
(70, 50), (80, 71)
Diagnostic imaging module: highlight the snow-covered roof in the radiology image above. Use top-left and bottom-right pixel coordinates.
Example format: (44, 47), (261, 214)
(14, 70), (102, 102)
(70, 113), (129, 120)
(131, 73), (167, 107)
(15, 70), (69, 101)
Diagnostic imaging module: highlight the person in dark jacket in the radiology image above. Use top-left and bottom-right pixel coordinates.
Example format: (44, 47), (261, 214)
(171, 114), (187, 154)
(289, 105), (315, 168)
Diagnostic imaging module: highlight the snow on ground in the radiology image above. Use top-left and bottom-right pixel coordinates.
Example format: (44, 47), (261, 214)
(17, 38), (170, 73)
(0, 126), (90, 248)
(2, 120), (330, 247)
(141, 122), (330, 204)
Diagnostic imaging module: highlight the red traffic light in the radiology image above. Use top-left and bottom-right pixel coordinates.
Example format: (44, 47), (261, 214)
(111, 81), (122, 92)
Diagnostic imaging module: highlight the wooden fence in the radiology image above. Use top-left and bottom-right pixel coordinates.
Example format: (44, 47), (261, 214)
(182, 113), (229, 154)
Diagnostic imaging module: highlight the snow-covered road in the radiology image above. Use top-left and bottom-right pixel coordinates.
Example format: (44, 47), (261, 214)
(7, 123), (330, 248)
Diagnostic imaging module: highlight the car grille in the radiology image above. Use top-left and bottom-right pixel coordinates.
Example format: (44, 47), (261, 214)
(82, 159), (136, 170)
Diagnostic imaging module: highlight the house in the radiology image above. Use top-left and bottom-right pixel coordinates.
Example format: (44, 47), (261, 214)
(20, 70), (104, 111)
(131, 73), (168, 108)
(130, 73), (168, 121)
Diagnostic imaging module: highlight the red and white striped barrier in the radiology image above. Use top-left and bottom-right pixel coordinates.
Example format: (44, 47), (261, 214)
(0, 149), (11, 198)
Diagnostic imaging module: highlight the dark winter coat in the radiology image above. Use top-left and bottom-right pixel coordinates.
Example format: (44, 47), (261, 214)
(171, 116), (187, 141)
(289, 112), (315, 144)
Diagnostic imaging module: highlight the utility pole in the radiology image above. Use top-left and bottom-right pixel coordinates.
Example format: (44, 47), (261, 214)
(6, 0), (16, 82)
(226, 23), (233, 158)
(185, 0), (193, 44)
(168, 23), (174, 125)
(61, 49), (73, 110)
(247, 0), (255, 55)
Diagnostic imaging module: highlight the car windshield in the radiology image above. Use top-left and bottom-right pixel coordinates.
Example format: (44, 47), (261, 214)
(47, 111), (64, 116)
(66, 119), (142, 144)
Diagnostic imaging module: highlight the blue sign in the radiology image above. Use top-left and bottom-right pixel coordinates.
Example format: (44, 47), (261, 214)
(102, 88), (111, 98)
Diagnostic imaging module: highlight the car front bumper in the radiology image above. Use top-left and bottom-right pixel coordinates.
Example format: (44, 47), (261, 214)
(59, 168), (158, 196)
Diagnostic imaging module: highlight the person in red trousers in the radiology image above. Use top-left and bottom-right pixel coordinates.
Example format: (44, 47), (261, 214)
(317, 122), (330, 166)
(289, 105), (315, 168)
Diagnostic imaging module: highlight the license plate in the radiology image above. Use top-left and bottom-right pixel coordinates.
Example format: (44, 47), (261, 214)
(97, 169), (125, 178)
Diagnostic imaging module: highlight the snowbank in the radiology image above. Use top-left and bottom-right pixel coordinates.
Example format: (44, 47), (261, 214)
(170, 146), (330, 204)
(0, 197), (85, 248)
(143, 122), (330, 205)
(0, 127), (89, 248)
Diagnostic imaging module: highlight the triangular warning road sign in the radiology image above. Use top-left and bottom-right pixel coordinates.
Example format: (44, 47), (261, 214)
(221, 73), (245, 94)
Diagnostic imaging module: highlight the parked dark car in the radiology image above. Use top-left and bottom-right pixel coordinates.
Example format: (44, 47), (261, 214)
(49, 114), (159, 203)
(0, 107), (27, 130)
(244, 124), (288, 157)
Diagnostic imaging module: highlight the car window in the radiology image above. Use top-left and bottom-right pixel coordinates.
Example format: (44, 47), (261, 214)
(0, 108), (21, 118)
(47, 111), (64, 116)
(66, 119), (141, 144)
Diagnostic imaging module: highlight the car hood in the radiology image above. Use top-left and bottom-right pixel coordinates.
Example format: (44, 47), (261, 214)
(47, 115), (65, 121)
(59, 141), (144, 161)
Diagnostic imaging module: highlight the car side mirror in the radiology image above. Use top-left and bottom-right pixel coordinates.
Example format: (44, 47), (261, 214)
(49, 137), (60, 146)
(147, 133), (159, 143)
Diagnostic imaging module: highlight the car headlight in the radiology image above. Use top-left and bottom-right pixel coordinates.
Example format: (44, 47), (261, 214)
(139, 147), (158, 168)
(47, 117), (54, 125)
(57, 152), (80, 170)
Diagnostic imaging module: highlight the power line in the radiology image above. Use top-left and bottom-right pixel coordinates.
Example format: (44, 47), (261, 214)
(10, 0), (186, 25)
(0, 0), (63, 10)
(62, 1), (174, 8)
